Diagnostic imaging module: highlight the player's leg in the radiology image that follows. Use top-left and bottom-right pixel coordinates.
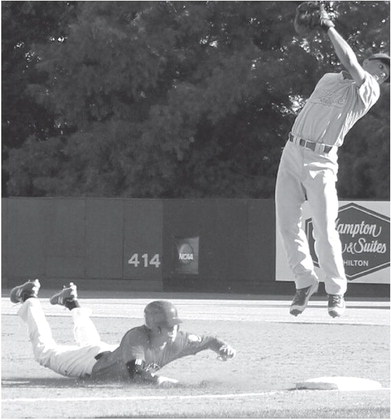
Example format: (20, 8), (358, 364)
(305, 169), (346, 317)
(48, 283), (117, 377)
(12, 280), (115, 378)
(276, 143), (319, 315)
(50, 283), (101, 347)
(12, 279), (58, 367)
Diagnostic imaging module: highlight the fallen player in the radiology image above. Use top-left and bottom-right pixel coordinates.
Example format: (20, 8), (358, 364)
(10, 279), (236, 385)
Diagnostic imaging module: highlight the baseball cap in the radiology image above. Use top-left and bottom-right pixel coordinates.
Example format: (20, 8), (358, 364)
(368, 53), (390, 82)
(144, 300), (182, 328)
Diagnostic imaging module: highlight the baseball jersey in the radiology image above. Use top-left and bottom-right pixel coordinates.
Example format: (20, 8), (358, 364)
(291, 71), (380, 147)
(90, 325), (225, 381)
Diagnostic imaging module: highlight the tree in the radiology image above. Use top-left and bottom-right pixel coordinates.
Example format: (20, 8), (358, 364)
(2, 1), (78, 195)
(3, 1), (390, 199)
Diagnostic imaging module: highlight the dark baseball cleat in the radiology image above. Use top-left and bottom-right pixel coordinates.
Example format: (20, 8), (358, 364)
(10, 279), (41, 303)
(50, 282), (78, 306)
(328, 294), (345, 318)
(290, 283), (318, 316)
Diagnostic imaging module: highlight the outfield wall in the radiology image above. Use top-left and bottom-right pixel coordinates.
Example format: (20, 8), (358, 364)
(2, 197), (275, 293)
(3, 197), (389, 295)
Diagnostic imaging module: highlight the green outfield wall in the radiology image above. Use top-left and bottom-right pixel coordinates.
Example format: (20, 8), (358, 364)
(2, 197), (275, 293)
(3, 197), (388, 296)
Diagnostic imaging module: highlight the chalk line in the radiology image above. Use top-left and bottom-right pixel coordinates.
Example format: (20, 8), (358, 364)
(3, 391), (280, 403)
(3, 388), (389, 403)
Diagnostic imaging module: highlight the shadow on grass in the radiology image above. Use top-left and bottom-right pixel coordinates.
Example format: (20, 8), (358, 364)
(1, 377), (138, 389)
(2, 376), (224, 390)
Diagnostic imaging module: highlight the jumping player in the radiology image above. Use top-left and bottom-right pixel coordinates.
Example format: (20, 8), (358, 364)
(275, 6), (390, 317)
(10, 279), (236, 384)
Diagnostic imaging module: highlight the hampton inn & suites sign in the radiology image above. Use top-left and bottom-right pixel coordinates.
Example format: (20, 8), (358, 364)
(276, 201), (390, 284)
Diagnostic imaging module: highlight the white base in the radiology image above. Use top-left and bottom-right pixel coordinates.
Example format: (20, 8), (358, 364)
(296, 376), (382, 391)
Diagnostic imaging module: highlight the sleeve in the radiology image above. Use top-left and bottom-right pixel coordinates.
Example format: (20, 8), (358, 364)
(119, 329), (146, 363)
(357, 72), (380, 108)
(175, 332), (226, 358)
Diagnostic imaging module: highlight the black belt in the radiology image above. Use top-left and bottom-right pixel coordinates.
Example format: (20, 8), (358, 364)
(289, 133), (333, 154)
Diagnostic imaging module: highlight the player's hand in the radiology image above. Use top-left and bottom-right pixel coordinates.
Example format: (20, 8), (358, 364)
(319, 4), (335, 32)
(156, 375), (179, 386)
(217, 344), (236, 361)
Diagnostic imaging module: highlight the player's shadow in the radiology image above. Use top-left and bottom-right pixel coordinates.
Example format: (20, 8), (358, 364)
(2, 377), (222, 390)
(1, 377), (132, 389)
(2, 377), (77, 388)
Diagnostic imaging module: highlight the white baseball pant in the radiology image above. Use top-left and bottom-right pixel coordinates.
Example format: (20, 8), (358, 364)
(18, 298), (117, 378)
(275, 140), (347, 295)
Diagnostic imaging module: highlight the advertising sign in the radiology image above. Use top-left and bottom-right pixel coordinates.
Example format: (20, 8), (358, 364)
(276, 201), (390, 284)
(174, 236), (199, 275)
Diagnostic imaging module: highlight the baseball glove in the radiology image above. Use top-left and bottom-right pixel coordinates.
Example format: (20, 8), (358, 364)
(294, 2), (335, 36)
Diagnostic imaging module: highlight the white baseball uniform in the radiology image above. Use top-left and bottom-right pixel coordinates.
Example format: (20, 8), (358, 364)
(18, 298), (230, 381)
(275, 71), (380, 294)
(17, 298), (117, 378)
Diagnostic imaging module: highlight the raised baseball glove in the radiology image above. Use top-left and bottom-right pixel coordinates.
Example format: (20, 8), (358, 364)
(294, 2), (335, 36)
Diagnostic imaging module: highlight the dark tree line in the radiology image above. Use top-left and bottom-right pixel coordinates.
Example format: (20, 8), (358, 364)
(2, 1), (390, 199)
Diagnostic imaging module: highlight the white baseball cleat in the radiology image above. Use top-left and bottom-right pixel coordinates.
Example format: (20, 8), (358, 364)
(328, 294), (345, 317)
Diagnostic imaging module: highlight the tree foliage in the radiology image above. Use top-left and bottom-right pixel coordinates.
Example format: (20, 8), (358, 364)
(2, 1), (77, 193)
(2, 1), (390, 199)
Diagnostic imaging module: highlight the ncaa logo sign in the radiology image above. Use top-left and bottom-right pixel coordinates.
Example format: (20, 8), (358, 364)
(178, 243), (194, 264)
(305, 203), (390, 281)
(174, 236), (199, 275)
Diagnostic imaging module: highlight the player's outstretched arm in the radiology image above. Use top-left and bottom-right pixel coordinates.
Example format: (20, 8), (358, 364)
(293, 3), (366, 86)
(178, 333), (236, 361)
(322, 6), (366, 86)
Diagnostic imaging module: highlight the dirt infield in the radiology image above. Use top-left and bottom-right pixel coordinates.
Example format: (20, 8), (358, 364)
(1, 295), (390, 418)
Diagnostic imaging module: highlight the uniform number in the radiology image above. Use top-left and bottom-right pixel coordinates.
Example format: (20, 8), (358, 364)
(128, 253), (161, 268)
